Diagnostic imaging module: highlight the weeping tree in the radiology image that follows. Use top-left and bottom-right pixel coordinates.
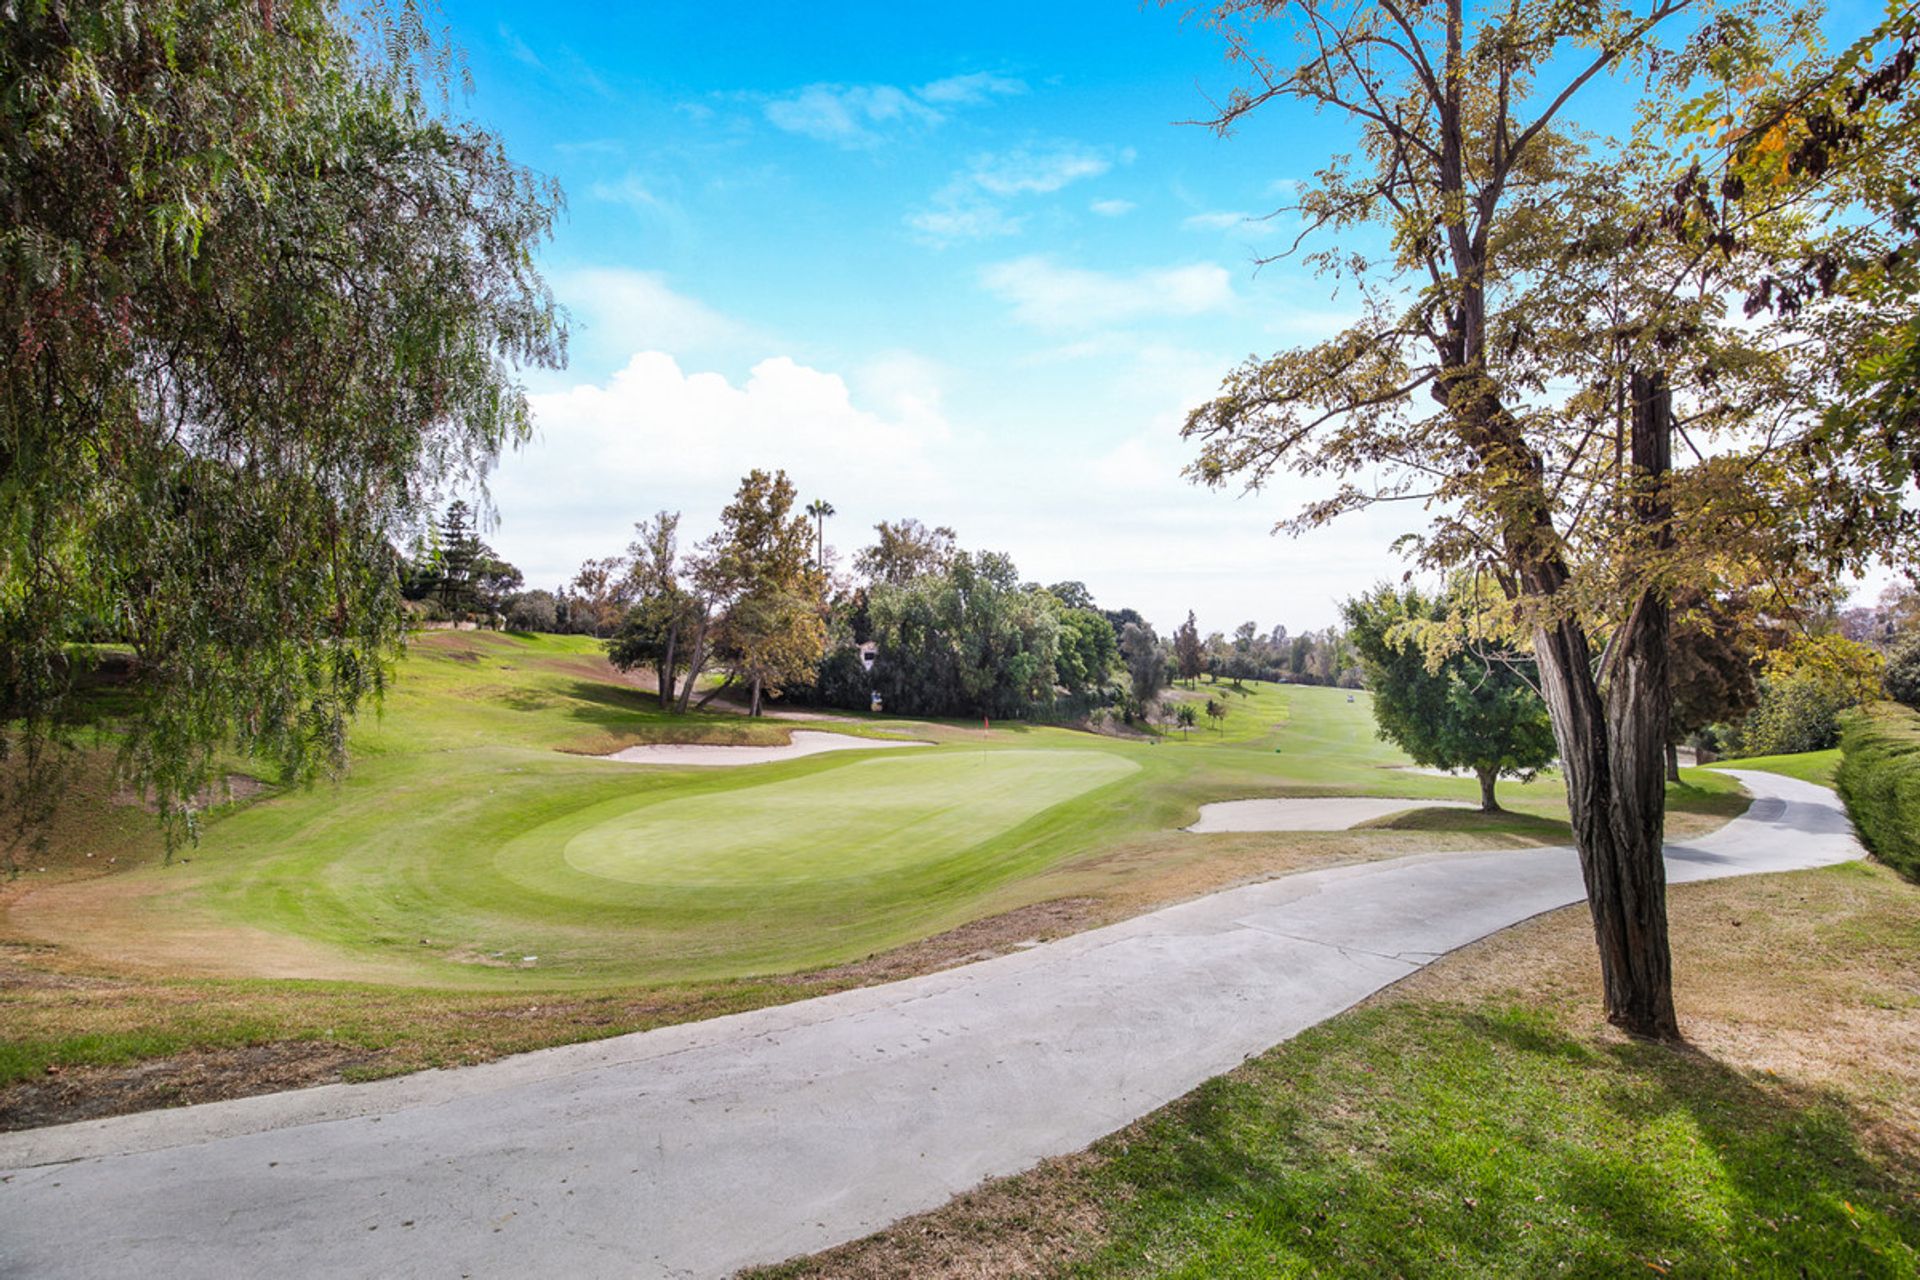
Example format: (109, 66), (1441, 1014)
(0, 0), (566, 857)
(1178, 0), (1917, 1037)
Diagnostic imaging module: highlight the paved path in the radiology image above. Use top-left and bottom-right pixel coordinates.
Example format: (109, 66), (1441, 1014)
(0, 771), (1862, 1279)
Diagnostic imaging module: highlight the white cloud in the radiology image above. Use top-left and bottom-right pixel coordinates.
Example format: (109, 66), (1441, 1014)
(916, 72), (1026, 104)
(588, 174), (672, 216)
(493, 351), (951, 583)
(970, 146), (1113, 196)
(1090, 198), (1136, 217)
(906, 202), (1022, 242)
(910, 145), (1120, 245)
(548, 269), (751, 371)
(499, 24), (542, 69)
(981, 256), (1236, 329)
(1183, 209), (1286, 239)
(764, 84), (940, 145)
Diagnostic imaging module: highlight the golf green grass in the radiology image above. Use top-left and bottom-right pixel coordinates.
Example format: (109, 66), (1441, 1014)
(16, 632), (1750, 990)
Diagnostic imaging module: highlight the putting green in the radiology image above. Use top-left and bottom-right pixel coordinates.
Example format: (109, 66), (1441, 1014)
(560, 750), (1139, 888)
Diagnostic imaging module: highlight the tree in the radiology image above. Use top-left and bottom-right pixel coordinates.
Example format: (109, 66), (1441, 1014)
(1342, 586), (1557, 812)
(568, 558), (632, 639)
(702, 471), (827, 716)
(503, 591), (558, 634)
(1176, 0), (1917, 1038)
(1884, 635), (1920, 710)
(1205, 698), (1227, 733)
(1175, 703), (1199, 736)
(1666, 590), (1770, 779)
(1047, 581), (1098, 612)
(434, 501), (481, 619)
(805, 499), (836, 571)
(1054, 607), (1120, 707)
(866, 550), (1062, 719)
(1119, 622), (1169, 715)
(0, 1), (564, 854)
(853, 519), (957, 585)
(1174, 611), (1204, 686)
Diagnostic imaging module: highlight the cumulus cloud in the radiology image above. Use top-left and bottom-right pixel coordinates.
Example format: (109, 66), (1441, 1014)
(488, 351), (952, 584)
(980, 256), (1236, 329)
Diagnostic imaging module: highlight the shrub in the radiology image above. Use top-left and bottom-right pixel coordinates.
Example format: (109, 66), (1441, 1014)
(1884, 635), (1920, 709)
(1835, 702), (1920, 883)
(503, 590), (557, 634)
(1734, 674), (1856, 756)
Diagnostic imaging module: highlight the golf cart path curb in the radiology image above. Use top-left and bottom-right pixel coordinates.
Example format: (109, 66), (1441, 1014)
(0, 770), (1861, 1279)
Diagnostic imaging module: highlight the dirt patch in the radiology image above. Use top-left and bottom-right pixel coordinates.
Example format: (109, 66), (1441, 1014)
(0, 1041), (379, 1133)
(5, 873), (422, 983)
(112, 772), (269, 816)
(752, 1149), (1111, 1279)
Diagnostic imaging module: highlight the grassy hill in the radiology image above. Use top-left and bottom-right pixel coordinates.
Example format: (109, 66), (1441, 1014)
(0, 630), (1751, 1122)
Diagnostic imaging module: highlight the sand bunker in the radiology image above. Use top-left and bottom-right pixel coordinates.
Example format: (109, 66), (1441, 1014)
(600, 729), (932, 767)
(1186, 796), (1476, 833)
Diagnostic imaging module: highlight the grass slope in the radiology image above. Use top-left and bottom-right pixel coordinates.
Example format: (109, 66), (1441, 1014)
(0, 636), (1758, 1115)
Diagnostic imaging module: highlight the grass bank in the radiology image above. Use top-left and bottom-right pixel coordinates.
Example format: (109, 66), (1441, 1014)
(755, 857), (1920, 1278)
(1836, 702), (1920, 883)
(0, 635), (1751, 1125)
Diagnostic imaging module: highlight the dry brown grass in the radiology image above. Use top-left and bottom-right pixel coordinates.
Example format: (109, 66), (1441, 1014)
(748, 859), (1920, 1278)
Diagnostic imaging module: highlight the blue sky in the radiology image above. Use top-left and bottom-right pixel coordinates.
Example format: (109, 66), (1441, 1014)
(448, 0), (1887, 633)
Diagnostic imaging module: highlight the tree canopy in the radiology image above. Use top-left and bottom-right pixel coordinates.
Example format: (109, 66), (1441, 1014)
(1342, 585), (1557, 812)
(1, 0), (565, 854)
(1177, 0), (1919, 1037)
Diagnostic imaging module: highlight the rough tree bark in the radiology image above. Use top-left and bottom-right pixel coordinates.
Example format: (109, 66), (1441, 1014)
(1526, 372), (1679, 1040)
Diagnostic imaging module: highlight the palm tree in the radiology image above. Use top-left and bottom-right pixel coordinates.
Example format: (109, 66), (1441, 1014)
(805, 499), (835, 570)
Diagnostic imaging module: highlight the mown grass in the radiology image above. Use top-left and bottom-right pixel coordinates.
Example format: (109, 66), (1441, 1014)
(753, 860), (1920, 1279)
(1712, 748), (1842, 787)
(0, 636), (1764, 1108)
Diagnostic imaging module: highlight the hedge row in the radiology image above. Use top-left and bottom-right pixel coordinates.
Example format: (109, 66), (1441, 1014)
(1835, 701), (1920, 883)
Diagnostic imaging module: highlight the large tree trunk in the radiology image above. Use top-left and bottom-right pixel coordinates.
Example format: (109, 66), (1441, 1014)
(1526, 372), (1678, 1041)
(749, 674), (763, 717)
(1475, 766), (1501, 813)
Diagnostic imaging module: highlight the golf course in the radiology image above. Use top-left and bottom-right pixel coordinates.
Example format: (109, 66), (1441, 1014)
(1, 628), (1755, 1109)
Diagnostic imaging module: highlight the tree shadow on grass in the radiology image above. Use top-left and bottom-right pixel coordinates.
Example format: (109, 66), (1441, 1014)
(1065, 1005), (1920, 1279)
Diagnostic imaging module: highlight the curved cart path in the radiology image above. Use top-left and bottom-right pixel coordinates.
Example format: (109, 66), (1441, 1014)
(0, 771), (1862, 1279)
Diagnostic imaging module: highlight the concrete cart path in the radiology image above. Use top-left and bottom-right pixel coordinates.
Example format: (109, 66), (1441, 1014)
(0, 771), (1862, 1279)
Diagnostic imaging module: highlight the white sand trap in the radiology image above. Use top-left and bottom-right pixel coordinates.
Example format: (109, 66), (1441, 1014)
(600, 729), (932, 767)
(1186, 796), (1477, 833)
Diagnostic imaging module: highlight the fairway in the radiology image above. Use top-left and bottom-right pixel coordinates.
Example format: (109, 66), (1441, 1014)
(563, 751), (1137, 887)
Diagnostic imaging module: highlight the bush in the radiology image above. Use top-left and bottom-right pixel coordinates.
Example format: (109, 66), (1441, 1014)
(503, 590), (557, 633)
(1835, 702), (1920, 883)
(1884, 635), (1920, 709)
(1733, 674), (1856, 757)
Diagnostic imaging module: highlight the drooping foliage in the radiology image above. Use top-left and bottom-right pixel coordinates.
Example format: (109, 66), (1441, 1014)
(0, 0), (565, 855)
